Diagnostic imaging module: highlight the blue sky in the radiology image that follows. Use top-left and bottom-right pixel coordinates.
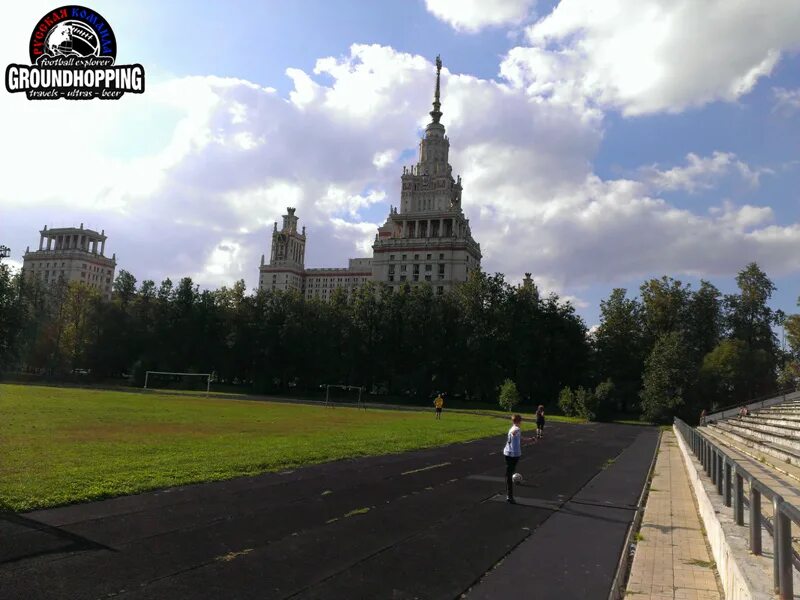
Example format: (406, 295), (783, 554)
(2, 0), (800, 328)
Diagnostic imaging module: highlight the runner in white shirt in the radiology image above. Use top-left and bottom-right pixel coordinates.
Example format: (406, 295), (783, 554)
(503, 414), (524, 503)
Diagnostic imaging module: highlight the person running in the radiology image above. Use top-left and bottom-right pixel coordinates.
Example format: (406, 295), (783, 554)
(433, 393), (444, 420)
(503, 414), (525, 503)
(535, 405), (545, 439)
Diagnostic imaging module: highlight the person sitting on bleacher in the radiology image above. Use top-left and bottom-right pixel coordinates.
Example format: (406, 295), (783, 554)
(738, 405), (750, 419)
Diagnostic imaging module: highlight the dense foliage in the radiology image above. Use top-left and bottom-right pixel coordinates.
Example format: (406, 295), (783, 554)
(0, 260), (795, 422)
(0, 269), (589, 407)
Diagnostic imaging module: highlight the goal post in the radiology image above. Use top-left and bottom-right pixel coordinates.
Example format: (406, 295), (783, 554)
(143, 371), (212, 397)
(324, 384), (366, 410)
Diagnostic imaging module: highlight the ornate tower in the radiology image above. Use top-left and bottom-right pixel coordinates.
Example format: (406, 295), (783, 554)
(399, 56), (462, 214)
(259, 207), (306, 292)
(269, 207), (305, 269)
(372, 55), (481, 294)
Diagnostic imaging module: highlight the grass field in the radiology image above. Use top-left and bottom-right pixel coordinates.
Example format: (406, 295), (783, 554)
(0, 383), (534, 512)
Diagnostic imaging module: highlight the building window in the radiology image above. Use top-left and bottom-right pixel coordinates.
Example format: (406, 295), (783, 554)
(414, 254), (419, 260)
(388, 275), (394, 282)
(413, 275), (419, 282)
(390, 254), (395, 261)
(439, 253), (444, 260)
(425, 275), (431, 282)
(388, 266), (395, 274)
(425, 264), (432, 271)
(427, 254), (432, 260)
(413, 264), (419, 274)
(400, 275), (406, 281)
(400, 265), (406, 272)
(437, 286), (444, 295)
(438, 264), (445, 274)
(402, 254), (406, 261)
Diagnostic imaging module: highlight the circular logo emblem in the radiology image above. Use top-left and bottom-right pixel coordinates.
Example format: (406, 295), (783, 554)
(29, 6), (116, 64)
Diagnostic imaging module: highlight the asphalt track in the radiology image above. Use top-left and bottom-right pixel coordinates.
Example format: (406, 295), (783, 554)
(0, 420), (658, 600)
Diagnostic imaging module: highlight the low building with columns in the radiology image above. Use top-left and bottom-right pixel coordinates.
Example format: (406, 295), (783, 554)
(258, 56), (480, 299)
(22, 224), (116, 300)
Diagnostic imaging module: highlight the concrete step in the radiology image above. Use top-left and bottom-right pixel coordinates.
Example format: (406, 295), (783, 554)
(744, 415), (800, 428)
(758, 407), (800, 415)
(715, 420), (800, 454)
(725, 418), (800, 443)
(713, 421), (800, 459)
(758, 405), (800, 413)
(705, 425), (800, 486)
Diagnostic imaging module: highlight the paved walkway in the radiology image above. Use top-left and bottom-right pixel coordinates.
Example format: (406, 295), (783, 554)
(625, 431), (723, 600)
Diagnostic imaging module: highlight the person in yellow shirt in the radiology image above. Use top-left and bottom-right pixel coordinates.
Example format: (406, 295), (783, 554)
(433, 394), (444, 420)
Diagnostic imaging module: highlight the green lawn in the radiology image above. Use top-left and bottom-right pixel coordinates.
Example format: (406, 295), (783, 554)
(0, 384), (515, 512)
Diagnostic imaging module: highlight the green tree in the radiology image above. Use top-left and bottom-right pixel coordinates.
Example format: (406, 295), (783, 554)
(595, 289), (646, 413)
(785, 312), (800, 358)
(498, 378), (520, 412)
(558, 386), (576, 416)
(685, 280), (723, 361)
(698, 339), (749, 408)
(640, 276), (691, 340)
(640, 331), (694, 423)
(723, 263), (781, 398)
(112, 270), (137, 306)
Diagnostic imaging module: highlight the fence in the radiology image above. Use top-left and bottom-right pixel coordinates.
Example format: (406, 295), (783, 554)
(674, 418), (798, 599)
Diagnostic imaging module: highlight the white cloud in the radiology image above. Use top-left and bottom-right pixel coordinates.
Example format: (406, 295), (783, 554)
(640, 152), (771, 193)
(773, 87), (800, 115)
(193, 241), (245, 286)
(2, 42), (799, 298)
(502, 0), (800, 115)
(372, 149), (397, 169)
(424, 0), (536, 32)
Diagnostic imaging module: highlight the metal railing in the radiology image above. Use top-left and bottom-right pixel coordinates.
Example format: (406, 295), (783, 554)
(674, 418), (798, 599)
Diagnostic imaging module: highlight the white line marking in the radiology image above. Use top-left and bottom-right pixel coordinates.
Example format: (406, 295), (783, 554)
(401, 462), (451, 475)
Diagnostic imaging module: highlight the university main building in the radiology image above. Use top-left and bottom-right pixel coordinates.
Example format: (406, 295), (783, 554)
(259, 57), (482, 300)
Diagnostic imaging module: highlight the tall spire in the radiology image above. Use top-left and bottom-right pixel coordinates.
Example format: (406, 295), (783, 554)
(429, 55), (443, 124)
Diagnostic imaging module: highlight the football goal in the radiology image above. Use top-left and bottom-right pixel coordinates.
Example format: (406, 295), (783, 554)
(324, 384), (366, 410)
(143, 371), (212, 397)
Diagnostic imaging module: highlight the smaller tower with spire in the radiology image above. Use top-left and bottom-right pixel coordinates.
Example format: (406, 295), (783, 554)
(259, 207), (306, 293)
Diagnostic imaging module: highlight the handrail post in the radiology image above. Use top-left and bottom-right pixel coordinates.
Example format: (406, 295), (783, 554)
(773, 496), (780, 593)
(750, 487), (761, 554)
(700, 438), (705, 468)
(717, 454), (724, 495)
(724, 461), (731, 507)
(712, 449), (718, 485)
(777, 502), (793, 599)
(734, 471), (744, 526)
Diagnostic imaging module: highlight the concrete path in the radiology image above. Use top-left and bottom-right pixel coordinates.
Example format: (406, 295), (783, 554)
(625, 431), (723, 600)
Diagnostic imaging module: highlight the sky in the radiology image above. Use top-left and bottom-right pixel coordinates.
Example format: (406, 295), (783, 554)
(1, 0), (800, 328)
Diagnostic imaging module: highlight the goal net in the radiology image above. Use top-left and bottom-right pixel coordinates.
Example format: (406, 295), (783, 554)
(143, 371), (212, 397)
(323, 384), (366, 410)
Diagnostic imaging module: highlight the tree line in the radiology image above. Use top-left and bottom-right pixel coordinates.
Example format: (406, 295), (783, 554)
(0, 261), (796, 422)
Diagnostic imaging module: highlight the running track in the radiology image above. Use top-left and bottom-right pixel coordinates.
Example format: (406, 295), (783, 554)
(0, 421), (658, 599)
